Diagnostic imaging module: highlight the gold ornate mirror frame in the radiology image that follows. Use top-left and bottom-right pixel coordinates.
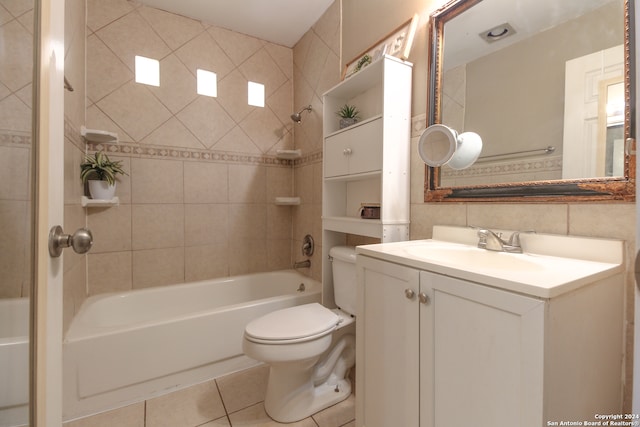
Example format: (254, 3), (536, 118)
(425, 0), (635, 202)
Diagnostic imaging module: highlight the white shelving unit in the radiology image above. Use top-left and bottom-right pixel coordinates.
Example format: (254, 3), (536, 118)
(322, 55), (412, 306)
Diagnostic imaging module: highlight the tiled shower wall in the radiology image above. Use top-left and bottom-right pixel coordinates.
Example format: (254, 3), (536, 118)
(291, 1), (341, 282)
(0, 0), (34, 299)
(81, 0), (301, 299)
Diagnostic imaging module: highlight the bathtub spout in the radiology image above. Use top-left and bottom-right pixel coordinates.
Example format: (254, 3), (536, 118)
(313, 334), (355, 387)
(293, 260), (311, 269)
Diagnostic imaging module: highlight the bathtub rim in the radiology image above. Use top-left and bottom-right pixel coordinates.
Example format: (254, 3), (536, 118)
(65, 270), (321, 342)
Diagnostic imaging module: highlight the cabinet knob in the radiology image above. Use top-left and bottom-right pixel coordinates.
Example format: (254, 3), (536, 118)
(419, 292), (430, 305)
(343, 148), (352, 155)
(404, 288), (415, 299)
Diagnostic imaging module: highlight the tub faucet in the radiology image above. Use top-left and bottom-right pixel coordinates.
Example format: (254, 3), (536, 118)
(477, 229), (524, 253)
(294, 260), (311, 269)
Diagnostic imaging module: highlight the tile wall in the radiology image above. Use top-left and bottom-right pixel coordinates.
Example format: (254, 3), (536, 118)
(291, 1), (341, 282)
(0, 0), (34, 299)
(81, 0), (301, 300)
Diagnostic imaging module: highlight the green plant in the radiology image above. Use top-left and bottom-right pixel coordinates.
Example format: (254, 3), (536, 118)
(336, 104), (360, 120)
(80, 151), (127, 185)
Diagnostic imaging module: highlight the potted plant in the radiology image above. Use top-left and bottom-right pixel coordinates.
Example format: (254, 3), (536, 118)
(80, 151), (127, 200)
(337, 104), (360, 129)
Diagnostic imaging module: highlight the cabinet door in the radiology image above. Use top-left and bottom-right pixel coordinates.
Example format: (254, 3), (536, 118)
(419, 272), (545, 427)
(356, 256), (420, 427)
(324, 118), (382, 178)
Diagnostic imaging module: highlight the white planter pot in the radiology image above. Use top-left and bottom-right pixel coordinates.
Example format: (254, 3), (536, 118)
(88, 180), (116, 200)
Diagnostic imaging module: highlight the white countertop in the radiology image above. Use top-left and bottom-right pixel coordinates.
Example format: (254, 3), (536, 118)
(355, 226), (624, 299)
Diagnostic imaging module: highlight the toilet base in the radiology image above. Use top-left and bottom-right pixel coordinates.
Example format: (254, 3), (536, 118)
(264, 374), (351, 423)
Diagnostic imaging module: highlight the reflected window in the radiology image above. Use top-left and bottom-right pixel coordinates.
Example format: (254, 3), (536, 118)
(135, 55), (160, 87)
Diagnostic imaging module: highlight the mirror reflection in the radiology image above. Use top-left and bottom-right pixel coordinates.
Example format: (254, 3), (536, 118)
(438, 0), (625, 188)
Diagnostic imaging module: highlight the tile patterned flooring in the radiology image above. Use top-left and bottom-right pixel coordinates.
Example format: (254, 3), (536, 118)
(64, 365), (355, 427)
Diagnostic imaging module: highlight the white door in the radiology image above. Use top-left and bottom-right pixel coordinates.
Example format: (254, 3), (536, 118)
(33, 0), (65, 425)
(562, 45), (624, 179)
(0, 0), (64, 425)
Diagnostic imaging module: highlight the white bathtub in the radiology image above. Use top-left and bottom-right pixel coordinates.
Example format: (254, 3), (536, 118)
(63, 270), (321, 419)
(0, 298), (29, 427)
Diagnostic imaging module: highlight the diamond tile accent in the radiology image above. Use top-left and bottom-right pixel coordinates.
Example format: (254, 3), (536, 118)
(176, 32), (235, 80)
(1, 0), (32, 18)
(86, 33), (132, 103)
(217, 70), (253, 123)
(212, 125), (260, 154)
(208, 26), (264, 67)
(0, 19), (32, 91)
(0, 4), (13, 25)
(150, 54), (198, 114)
(86, 103), (134, 142)
(97, 81), (172, 141)
(96, 11), (171, 71)
(141, 117), (205, 150)
(137, 5), (205, 51)
(240, 106), (284, 153)
(239, 49), (287, 97)
(0, 94), (30, 132)
(265, 43), (294, 79)
(177, 96), (235, 148)
(86, 0), (135, 32)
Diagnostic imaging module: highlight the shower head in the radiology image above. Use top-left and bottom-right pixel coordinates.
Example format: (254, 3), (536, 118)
(290, 105), (312, 123)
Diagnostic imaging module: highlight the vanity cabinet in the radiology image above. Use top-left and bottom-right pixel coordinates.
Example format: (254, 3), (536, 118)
(322, 55), (411, 307)
(355, 254), (624, 427)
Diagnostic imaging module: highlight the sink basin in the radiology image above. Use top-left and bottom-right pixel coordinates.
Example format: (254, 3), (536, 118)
(405, 244), (541, 271)
(356, 226), (624, 298)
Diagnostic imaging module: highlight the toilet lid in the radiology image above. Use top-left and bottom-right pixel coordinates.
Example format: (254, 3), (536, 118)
(245, 303), (339, 342)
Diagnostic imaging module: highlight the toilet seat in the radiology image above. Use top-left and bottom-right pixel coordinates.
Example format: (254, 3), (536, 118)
(245, 303), (339, 345)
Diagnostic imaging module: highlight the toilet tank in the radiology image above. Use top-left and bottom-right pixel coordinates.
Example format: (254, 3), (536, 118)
(329, 246), (357, 316)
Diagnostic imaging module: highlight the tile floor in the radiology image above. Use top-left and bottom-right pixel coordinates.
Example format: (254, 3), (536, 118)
(64, 364), (355, 427)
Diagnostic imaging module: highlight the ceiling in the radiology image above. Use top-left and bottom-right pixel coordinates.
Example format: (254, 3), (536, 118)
(138, 0), (334, 47)
(444, 0), (620, 69)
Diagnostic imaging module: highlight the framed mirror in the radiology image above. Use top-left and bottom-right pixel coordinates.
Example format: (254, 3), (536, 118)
(425, 0), (635, 202)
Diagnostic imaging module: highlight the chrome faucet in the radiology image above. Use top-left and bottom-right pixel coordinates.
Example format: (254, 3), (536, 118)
(293, 259), (311, 269)
(477, 229), (525, 253)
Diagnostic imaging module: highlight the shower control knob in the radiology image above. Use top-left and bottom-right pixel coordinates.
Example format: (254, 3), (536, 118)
(418, 292), (430, 305)
(404, 289), (415, 299)
(48, 225), (94, 258)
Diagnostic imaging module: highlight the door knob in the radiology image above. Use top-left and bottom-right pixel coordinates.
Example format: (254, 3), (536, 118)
(48, 226), (93, 257)
(404, 288), (415, 299)
(418, 292), (430, 305)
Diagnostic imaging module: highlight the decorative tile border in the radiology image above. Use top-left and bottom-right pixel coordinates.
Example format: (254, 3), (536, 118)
(86, 141), (296, 167)
(0, 130), (31, 147)
(294, 150), (323, 167)
(80, 113), (427, 168)
(441, 154), (563, 179)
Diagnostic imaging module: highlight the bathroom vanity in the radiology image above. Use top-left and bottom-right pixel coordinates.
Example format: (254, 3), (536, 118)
(355, 226), (624, 427)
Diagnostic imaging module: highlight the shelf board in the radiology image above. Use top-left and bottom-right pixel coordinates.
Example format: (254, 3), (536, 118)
(275, 149), (301, 159)
(324, 115), (383, 140)
(275, 196), (301, 205)
(81, 196), (120, 207)
(324, 170), (381, 182)
(323, 216), (383, 238)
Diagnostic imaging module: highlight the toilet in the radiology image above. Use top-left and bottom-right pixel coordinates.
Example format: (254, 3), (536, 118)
(242, 246), (357, 423)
